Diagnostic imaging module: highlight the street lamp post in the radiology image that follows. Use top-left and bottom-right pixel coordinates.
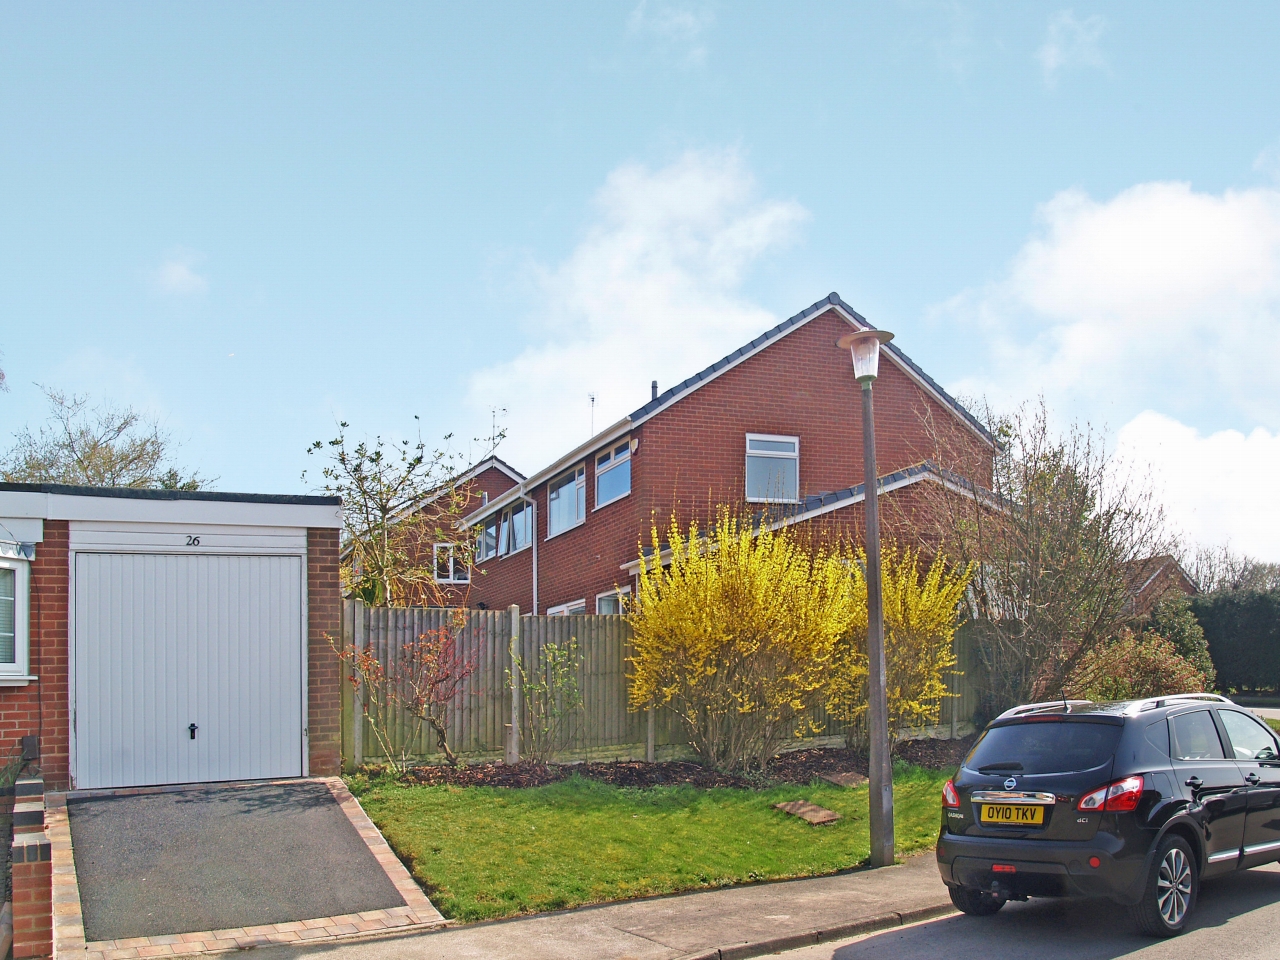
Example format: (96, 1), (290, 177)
(837, 327), (896, 868)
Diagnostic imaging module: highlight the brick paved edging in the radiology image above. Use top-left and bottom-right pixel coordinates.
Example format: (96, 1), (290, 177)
(675, 902), (956, 960)
(47, 777), (448, 959)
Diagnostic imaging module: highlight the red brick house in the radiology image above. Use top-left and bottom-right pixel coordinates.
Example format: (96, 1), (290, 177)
(0, 484), (343, 790)
(458, 292), (995, 615)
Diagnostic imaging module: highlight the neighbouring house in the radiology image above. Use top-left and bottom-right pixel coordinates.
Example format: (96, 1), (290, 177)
(0, 483), (343, 790)
(1123, 554), (1198, 617)
(456, 292), (996, 615)
(422, 456), (524, 606)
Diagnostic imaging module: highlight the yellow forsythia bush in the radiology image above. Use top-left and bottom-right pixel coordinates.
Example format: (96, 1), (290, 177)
(826, 544), (972, 744)
(628, 508), (860, 771)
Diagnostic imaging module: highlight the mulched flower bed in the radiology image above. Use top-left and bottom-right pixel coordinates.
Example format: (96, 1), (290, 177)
(392, 734), (977, 791)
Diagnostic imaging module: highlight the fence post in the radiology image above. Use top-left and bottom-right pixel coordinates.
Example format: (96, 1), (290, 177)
(646, 705), (655, 763)
(507, 605), (521, 764)
(352, 600), (365, 769)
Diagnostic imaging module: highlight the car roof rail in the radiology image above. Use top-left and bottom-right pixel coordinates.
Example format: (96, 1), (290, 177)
(1127, 692), (1234, 714)
(995, 699), (1093, 721)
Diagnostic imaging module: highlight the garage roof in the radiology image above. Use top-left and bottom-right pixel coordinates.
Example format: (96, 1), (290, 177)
(0, 483), (342, 530)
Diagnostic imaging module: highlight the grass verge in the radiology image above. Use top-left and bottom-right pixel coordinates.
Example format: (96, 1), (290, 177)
(351, 764), (947, 922)
(1266, 717), (1280, 734)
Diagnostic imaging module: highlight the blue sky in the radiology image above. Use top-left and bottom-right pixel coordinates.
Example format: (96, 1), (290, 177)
(2, 3), (1279, 558)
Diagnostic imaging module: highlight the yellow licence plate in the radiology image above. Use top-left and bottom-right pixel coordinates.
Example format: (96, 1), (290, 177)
(980, 804), (1044, 825)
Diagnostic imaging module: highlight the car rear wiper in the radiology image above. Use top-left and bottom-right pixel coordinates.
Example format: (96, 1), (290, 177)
(977, 762), (1024, 773)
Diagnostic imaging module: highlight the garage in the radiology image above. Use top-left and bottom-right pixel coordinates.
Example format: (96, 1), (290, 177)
(74, 552), (304, 788)
(0, 483), (344, 791)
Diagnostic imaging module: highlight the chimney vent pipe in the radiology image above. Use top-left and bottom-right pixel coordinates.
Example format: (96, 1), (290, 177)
(651, 380), (658, 401)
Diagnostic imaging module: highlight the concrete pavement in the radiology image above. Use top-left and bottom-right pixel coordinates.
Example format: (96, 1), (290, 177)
(251, 852), (953, 960)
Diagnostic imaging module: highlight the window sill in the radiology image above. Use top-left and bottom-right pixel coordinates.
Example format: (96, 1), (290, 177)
(545, 520), (586, 542)
(593, 490), (631, 512)
(434, 579), (471, 586)
(745, 497), (803, 505)
(0, 676), (37, 687)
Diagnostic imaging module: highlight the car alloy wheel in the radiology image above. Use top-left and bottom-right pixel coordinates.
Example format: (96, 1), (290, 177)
(1157, 846), (1192, 927)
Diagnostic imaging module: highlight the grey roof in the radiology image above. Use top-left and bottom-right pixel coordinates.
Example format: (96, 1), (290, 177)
(0, 482), (340, 506)
(629, 292), (995, 444)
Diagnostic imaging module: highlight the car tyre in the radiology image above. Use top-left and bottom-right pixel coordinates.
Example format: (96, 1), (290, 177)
(948, 884), (1005, 916)
(1130, 834), (1197, 937)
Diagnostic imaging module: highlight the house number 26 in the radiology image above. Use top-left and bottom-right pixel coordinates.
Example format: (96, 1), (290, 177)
(185, 535), (201, 546)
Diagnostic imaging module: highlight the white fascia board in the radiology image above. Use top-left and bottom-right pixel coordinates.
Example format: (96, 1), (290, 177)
(629, 303), (993, 449)
(461, 417), (633, 527)
(0, 491), (342, 529)
(0, 518), (44, 543)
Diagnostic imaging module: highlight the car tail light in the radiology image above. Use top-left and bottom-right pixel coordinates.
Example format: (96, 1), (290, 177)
(1078, 775), (1144, 812)
(943, 779), (960, 809)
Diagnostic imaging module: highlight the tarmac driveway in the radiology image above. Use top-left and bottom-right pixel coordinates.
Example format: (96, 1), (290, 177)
(68, 781), (407, 941)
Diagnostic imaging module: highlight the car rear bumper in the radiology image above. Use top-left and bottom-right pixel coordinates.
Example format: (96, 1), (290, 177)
(936, 832), (1147, 904)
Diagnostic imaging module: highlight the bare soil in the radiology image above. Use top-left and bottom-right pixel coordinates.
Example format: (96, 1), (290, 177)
(393, 734), (977, 791)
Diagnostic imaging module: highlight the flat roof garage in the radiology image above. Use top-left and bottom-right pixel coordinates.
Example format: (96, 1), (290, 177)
(0, 483), (343, 790)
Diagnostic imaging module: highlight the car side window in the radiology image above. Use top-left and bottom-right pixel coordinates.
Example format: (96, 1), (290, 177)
(1218, 710), (1279, 762)
(1145, 719), (1170, 756)
(1170, 710), (1226, 761)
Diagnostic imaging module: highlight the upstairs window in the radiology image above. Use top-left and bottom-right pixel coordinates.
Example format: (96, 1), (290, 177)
(476, 514), (500, 562)
(547, 465), (586, 537)
(0, 556), (29, 678)
(745, 434), (799, 503)
(475, 500), (534, 563)
(595, 440), (631, 508)
(503, 501), (533, 554)
(433, 543), (469, 584)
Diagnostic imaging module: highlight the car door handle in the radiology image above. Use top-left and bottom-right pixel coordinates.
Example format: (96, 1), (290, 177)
(1246, 773), (1261, 785)
(1185, 776), (1203, 789)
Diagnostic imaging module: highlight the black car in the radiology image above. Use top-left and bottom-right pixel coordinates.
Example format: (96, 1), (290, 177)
(936, 693), (1280, 936)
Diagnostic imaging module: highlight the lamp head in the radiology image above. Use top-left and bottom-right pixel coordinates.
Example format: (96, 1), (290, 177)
(837, 329), (895, 383)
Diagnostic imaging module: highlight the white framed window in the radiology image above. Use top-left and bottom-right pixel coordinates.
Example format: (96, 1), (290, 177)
(0, 556), (30, 679)
(745, 433), (800, 503)
(476, 513), (500, 563)
(433, 543), (469, 584)
(595, 439), (632, 509)
(547, 465), (586, 538)
(501, 501), (533, 555)
(596, 585), (631, 615)
(547, 599), (587, 616)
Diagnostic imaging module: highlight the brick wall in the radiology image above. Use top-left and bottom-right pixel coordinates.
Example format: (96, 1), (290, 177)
(0, 521), (71, 790)
(471, 308), (993, 614)
(308, 527), (342, 776)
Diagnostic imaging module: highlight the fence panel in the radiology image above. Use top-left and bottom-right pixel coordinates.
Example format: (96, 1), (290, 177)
(341, 601), (978, 768)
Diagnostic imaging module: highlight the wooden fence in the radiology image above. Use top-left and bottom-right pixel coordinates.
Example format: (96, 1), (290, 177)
(339, 600), (983, 770)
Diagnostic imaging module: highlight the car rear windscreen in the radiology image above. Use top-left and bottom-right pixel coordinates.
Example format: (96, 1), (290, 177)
(965, 721), (1122, 775)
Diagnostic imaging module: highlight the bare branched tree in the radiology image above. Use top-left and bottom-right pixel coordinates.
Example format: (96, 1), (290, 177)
(306, 417), (504, 607)
(1, 387), (205, 489)
(918, 399), (1173, 717)
(1183, 543), (1280, 594)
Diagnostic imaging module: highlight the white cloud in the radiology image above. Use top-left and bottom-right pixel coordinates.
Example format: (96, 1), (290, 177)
(627, 1), (715, 67)
(944, 180), (1280, 429)
(468, 149), (807, 472)
(1037, 10), (1106, 86)
(936, 178), (1280, 556)
(1255, 138), (1280, 183)
(152, 251), (208, 295)
(1117, 411), (1280, 562)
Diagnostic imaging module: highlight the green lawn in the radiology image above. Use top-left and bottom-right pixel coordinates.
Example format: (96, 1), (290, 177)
(1266, 718), (1280, 734)
(351, 765), (949, 922)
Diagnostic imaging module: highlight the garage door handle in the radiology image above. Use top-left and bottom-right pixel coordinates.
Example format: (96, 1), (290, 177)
(189, 723), (198, 740)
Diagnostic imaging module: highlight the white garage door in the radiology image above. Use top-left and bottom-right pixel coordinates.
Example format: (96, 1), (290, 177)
(74, 553), (304, 789)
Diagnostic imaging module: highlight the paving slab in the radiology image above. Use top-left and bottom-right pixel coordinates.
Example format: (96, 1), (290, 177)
(245, 851), (951, 960)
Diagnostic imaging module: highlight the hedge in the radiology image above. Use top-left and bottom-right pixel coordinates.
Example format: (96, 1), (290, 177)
(1192, 590), (1280, 693)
